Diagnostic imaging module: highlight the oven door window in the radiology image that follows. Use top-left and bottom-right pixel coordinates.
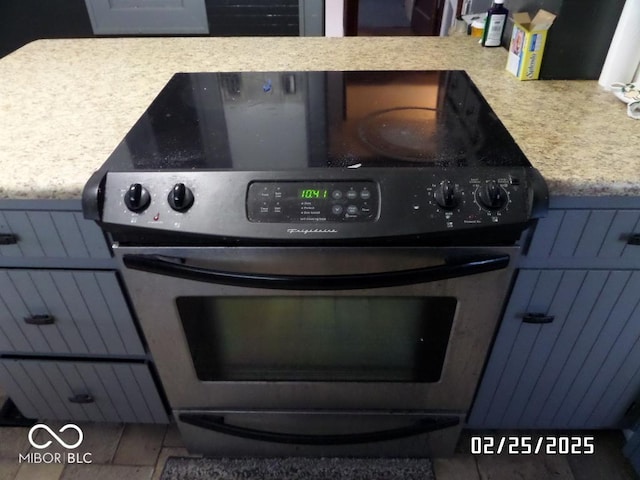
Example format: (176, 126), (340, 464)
(176, 296), (456, 383)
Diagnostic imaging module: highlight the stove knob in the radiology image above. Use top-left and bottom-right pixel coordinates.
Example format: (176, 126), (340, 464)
(168, 183), (194, 212)
(477, 180), (507, 210)
(434, 180), (458, 209)
(124, 183), (151, 212)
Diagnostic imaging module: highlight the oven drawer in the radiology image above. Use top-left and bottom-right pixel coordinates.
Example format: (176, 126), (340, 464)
(0, 270), (144, 356)
(0, 359), (168, 423)
(174, 409), (464, 457)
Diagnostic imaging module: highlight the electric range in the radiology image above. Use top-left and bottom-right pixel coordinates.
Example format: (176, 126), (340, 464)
(83, 70), (547, 246)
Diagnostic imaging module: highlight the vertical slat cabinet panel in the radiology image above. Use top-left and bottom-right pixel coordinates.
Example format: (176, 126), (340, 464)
(0, 209), (110, 262)
(62, 363), (119, 423)
(0, 271), (43, 352)
(0, 211), (45, 257)
(0, 270), (143, 356)
(499, 270), (591, 427)
(548, 210), (590, 258)
(471, 268), (640, 428)
(74, 212), (111, 259)
(40, 363), (92, 423)
(0, 360), (167, 423)
(0, 363), (40, 418)
(6, 271), (68, 353)
(525, 208), (640, 265)
(573, 210), (616, 257)
(564, 271), (640, 426)
(526, 210), (564, 258)
(541, 271), (633, 427)
(602, 211), (640, 260)
(478, 270), (568, 427)
(25, 211), (68, 257)
(49, 212), (90, 259)
(0, 210), (23, 257)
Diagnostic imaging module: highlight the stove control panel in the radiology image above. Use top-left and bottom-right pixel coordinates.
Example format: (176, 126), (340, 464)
(247, 181), (379, 223)
(95, 168), (546, 243)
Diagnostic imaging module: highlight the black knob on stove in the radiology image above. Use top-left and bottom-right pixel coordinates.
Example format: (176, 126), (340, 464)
(434, 180), (458, 209)
(124, 183), (151, 212)
(168, 183), (194, 212)
(478, 180), (507, 210)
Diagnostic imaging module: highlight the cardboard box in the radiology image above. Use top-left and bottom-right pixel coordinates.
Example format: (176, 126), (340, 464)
(506, 10), (557, 80)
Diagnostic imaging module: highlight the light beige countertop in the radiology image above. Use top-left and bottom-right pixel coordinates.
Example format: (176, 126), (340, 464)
(0, 36), (638, 200)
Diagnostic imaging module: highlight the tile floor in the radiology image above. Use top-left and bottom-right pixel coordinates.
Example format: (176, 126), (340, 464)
(0, 421), (637, 480)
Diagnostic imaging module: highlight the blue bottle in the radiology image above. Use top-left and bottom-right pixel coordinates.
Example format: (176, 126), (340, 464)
(482, 0), (509, 47)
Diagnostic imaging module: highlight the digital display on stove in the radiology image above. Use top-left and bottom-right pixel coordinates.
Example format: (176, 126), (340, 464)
(299, 188), (328, 199)
(247, 181), (379, 223)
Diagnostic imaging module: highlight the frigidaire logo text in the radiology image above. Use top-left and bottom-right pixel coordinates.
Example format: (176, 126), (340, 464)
(287, 228), (338, 234)
(19, 423), (92, 464)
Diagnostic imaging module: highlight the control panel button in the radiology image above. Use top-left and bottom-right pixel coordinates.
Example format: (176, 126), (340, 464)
(346, 190), (358, 200)
(124, 183), (151, 212)
(360, 189), (371, 200)
(331, 190), (343, 200)
(168, 183), (195, 212)
(346, 205), (358, 215)
(331, 204), (344, 215)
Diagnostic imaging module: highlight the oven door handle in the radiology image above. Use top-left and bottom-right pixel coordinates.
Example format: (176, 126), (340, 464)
(122, 253), (510, 290)
(178, 413), (460, 445)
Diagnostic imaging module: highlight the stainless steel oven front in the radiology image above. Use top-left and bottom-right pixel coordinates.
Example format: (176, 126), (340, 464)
(115, 244), (517, 457)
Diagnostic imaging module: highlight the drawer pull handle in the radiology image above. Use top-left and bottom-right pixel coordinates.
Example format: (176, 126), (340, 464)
(628, 234), (640, 246)
(23, 314), (56, 325)
(68, 394), (94, 404)
(0, 233), (18, 245)
(522, 313), (555, 324)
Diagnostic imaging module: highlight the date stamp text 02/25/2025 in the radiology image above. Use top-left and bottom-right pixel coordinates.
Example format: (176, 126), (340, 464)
(470, 436), (595, 455)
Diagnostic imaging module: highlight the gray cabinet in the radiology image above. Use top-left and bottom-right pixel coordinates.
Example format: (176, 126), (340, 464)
(0, 360), (166, 423)
(0, 199), (168, 424)
(84, 0), (209, 34)
(469, 197), (640, 429)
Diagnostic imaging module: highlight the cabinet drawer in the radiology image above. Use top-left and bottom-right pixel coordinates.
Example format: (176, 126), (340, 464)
(0, 359), (168, 423)
(525, 209), (640, 267)
(0, 210), (110, 262)
(0, 270), (144, 356)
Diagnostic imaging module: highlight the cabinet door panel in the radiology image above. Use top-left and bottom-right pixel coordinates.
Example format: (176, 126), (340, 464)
(0, 210), (110, 262)
(526, 209), (640, 267)
(85, 0), (209, 34)
(538, 270), (632, 426)
(0, 360), (168, 423)
(560, 271), (640, 426)
(0, 270), (143, 356)
(470, 269), (640, 428)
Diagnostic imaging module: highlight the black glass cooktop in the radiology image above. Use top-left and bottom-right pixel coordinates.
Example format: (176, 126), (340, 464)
(105, 70), (530, 171)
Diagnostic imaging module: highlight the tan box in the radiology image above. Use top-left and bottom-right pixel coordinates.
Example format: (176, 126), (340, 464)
(506, 10), (557, 80)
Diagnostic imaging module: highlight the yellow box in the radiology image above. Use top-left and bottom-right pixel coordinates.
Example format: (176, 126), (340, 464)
(506, 10), (557, 80)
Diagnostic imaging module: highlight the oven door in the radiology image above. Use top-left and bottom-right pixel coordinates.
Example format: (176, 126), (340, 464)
(115, 245), (516, 413)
